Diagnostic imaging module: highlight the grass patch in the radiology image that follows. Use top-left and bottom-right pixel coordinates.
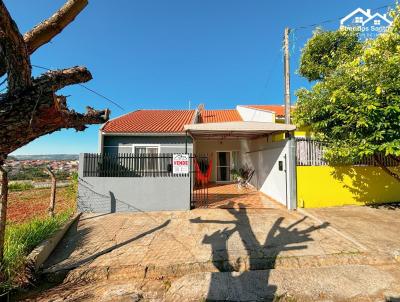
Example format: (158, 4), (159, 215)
(65, 172), (78, 201)
(0, 209), (73, 294)
(9, 182), (34, 192)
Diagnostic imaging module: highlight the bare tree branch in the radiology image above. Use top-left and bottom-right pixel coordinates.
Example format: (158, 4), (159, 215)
(0, 91), (109, 162)
(0, 0), (110, 265)
(374, 154), (400, 183)
(0, 0), (31, 92)
(33, 66), (92, 92)
(50, 95), (110, 131)
(24, 0), (88, 54)
(0, 0), (88, 78)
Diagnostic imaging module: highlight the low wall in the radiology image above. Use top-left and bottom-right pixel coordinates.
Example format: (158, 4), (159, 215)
(297, 166), (400, 208)
(78, 176), (191, 212)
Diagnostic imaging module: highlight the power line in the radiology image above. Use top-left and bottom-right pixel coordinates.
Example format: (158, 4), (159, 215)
(292, 3), (393, 31)
(77, 83), (125, 111)
(31, 64), (125, 111)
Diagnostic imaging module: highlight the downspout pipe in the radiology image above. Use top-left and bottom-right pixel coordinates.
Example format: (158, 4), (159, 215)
(288, 136), (297, 210)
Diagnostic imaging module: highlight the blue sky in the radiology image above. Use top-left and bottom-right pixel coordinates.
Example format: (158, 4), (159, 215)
(5, 0), (392, 155)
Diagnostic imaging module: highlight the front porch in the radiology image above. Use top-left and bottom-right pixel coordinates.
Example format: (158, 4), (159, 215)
(186, 121), (297, 210)
(193, 183), (284, 209)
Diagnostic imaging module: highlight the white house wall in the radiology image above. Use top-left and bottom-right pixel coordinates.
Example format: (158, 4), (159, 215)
(241, 138), (291, 207)
(236, 105), (275, 123)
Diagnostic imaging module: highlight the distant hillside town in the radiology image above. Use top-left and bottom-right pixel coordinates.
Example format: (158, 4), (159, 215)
(5, 156), (79, 181)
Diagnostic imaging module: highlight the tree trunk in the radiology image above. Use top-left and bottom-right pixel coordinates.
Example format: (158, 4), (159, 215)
(0, 165), (8, 266)
(0, 0), (109, 267)
(373, 154), (400, 183)
(45, 167), (56, 218)
(0, 1), (110, 164)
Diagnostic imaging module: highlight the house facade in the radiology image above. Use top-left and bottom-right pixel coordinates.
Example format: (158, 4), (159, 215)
(78, 103), (400, 212)
(77, 104), (298, 211)
(99, 105), (295, 184)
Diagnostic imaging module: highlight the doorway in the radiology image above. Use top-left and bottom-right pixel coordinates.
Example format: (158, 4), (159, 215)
(217, 152), (230, 182)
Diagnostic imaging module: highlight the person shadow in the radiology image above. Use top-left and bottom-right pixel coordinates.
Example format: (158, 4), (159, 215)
(191, 202), (329, 301)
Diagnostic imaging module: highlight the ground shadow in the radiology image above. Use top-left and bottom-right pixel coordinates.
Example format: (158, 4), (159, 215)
(331, 166), (400, 206)
(110, 191), (116, 213)
(367, 202), (400, 210)
(44, 219), (170, 273)
(191, 202), (329, 300)
(58, 219), (170, 271)
(194, 193), (253, 208)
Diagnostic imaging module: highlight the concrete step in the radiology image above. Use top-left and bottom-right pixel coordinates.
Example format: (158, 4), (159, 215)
(43, 251), (398, 284)
(34, 263), (400, 301)
(165, 264), (400, 302)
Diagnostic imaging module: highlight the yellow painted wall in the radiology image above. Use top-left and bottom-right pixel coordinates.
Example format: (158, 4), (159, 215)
(271, 126), (313, 142)
(297, 166), (400, 208)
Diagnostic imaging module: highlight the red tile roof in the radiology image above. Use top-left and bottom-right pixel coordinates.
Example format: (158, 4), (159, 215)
(102, 110), (195, 133)
(245, 105), (287, 116)
(200, 110), (242, 123)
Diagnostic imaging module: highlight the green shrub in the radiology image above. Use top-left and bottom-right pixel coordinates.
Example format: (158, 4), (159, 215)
(8, 182), (34, 192)
(0, 210), (73, 293)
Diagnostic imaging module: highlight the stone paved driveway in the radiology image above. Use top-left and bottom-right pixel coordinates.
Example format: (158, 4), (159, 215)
(23, 205), (400, 301)
(302, 204), (400, 255)
(43, 206), (364, 280)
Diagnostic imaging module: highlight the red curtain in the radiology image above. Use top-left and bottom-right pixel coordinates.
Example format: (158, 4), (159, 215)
(194, 159), (213, 184)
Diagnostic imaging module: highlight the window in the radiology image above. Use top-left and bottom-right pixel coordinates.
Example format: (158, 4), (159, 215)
(355, 16), (363, 23)
(134, 146), (159, 154)
(374, 19), (381, 25)
(134, 146), (159, 172)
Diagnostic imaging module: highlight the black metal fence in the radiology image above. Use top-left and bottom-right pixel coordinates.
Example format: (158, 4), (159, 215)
(83, 153), (191, 177)
(190, 154), (210, 208)
(296, 138), (399, 167)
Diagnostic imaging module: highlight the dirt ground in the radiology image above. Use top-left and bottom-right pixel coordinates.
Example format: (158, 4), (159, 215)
(8, 187), (75, 223)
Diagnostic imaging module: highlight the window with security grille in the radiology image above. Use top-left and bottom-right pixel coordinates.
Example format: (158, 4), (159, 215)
(134, 146), (160, 171)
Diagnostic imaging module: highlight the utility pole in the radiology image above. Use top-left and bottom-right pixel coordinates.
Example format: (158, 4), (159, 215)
(284, 27), (291, 124)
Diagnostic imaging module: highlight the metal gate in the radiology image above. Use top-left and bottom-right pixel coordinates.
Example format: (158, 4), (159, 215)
(190, 154), (210, 209)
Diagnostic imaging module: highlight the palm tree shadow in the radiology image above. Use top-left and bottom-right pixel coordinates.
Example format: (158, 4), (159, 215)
(191, 202), (329, 301)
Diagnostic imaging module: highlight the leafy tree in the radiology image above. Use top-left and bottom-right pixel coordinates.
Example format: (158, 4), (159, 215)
(299, 28), (362, 81)
(295, 6), (400, 181)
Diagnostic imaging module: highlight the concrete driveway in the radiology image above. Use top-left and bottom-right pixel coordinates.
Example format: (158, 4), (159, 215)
(25, 205), (400, 301)
(43, 207), (363, 278)
(302, 203), (400, 256)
